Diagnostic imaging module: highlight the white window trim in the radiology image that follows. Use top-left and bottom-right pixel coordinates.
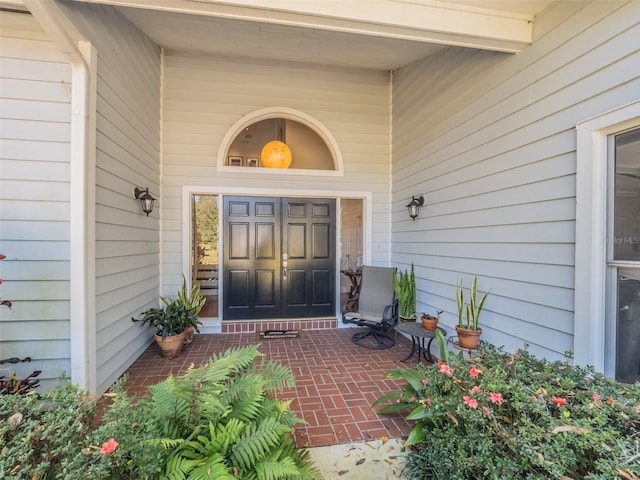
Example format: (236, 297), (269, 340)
(574, 100), (640, 372)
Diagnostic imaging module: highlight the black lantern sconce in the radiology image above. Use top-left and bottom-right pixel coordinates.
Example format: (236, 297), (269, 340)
(406, 195), (425, 221)
(133, 187), (155, 216)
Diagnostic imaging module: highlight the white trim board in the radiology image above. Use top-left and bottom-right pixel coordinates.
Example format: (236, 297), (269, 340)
(574, 99), (640, 372)
(181, 185), (373, 330)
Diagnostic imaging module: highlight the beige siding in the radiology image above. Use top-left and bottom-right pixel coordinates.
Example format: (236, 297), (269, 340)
(58, 2), (161, 393)
(0, 11), (72, 390)
(391, 1), (640, 359)
(162, 53), (391, 295)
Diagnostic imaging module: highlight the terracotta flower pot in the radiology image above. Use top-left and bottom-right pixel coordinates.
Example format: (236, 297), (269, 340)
(399, 314), (417, 325)
(455, 326), (482, 349)
(184, 326), (196, 344)
(155, 331), (186, 358)
(421, 315), (438, 331)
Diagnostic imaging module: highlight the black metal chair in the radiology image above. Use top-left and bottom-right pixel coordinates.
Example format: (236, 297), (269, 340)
(342, 266), (398, 349)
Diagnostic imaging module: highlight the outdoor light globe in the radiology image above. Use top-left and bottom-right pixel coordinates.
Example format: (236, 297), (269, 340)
(260, 140), (292, 168)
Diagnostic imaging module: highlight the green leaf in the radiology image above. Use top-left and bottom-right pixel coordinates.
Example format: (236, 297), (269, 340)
(406, 405), (431, 420)
(377, 402), (414, 414)
(372, 390), (404, 406)
(405, 425), (427, 447)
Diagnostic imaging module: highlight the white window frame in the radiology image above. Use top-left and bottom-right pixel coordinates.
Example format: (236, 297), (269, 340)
(574, 100), (640, 372)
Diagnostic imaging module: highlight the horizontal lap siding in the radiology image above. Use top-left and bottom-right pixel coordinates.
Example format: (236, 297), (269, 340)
(391, 1), (640, 359)
(162, 54), (391, 295)
(59, 3), (161, 393)
(0, 12), (71, 390)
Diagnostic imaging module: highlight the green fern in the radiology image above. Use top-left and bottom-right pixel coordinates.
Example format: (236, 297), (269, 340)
(250, 357), (297, 392)
(155, 346), (320, 480)
(230, 416), (290, 473)
(255, 457), (299, 480)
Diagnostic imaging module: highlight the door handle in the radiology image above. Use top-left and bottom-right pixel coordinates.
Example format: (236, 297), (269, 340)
(283, 266), (287, 280)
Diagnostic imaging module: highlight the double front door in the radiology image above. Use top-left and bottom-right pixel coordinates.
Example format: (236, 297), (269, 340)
(223, 196), (336, 320)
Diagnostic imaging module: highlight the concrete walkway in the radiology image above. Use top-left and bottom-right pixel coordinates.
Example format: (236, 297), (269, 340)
(307, 437), (408, 479)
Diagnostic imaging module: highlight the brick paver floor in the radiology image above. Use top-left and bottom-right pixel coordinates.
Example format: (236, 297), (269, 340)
(123, 327), (417, 448)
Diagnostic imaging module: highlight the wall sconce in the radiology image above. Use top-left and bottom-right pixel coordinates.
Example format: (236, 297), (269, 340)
(406, 195), (425, 221)
(133, 187), (155, 216)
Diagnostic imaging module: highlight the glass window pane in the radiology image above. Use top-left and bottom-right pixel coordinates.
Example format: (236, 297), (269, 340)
(615, 268), (640, 383)
(613, 128), (640, 260)
(192, 194), (219, 318)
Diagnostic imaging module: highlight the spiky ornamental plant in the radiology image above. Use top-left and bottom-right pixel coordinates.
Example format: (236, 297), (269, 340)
(152, 345), (320, 480)
(455, 275), (490, 330)
(394, 263), (416, 319)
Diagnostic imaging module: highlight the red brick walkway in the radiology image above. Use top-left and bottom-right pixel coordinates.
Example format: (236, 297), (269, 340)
(123, 328), (416, 448)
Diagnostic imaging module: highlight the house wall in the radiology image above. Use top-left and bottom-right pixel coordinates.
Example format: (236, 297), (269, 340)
(161, 52), (391, 297)
(0, 11), (72, 390)
(55, 2), (162, 393)
(391, 1), (640, 360)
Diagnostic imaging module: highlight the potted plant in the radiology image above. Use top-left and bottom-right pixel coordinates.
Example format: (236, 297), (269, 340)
(166, 275), (206, 344)
(421, 310), (442, 331)
(394, 263), (416, 322)
(132, 275), (204, 357)
(455, 275), (490, 349)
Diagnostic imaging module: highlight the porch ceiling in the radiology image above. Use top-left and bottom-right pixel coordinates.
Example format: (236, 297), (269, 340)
(74, 0), (554, 70)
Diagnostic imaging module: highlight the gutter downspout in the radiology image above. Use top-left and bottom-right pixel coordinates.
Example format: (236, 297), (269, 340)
(24, 1), (97, 393)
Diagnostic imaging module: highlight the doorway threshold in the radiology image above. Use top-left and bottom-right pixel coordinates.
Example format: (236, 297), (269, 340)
(222, 318), (337, 334)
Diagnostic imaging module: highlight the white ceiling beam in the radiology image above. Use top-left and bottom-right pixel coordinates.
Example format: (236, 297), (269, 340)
(74, 0), (533, 52)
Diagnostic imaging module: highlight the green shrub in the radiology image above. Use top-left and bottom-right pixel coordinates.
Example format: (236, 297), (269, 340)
(0, 345), (320, 480)
(152, 345), (320, 480)
(0, 382), (95, 478)
(374, 344), (640, 479)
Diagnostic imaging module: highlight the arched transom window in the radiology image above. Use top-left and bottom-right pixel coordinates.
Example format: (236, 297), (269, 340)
(217, 107), (343, 176)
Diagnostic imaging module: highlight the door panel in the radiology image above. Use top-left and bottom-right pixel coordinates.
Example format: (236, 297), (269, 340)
(223, 196), (335, 320)
(282, 197), (335, 318)
(223, 197), (281, 319)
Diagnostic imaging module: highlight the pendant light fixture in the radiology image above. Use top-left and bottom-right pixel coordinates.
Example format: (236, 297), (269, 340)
(261, 118), (292, 168)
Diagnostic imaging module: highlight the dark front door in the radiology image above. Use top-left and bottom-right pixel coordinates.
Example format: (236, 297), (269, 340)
(223, 196), (335, 320)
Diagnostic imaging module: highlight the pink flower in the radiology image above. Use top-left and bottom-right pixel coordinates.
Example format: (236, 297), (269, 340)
(469, 365), (481, 378)
(423, 398), (432, 407)
(592, 393), (600, 402)
(421, 379), (428, 386)
(408, 396), (416, 402)
(468, 386), (481, 394)
(482, 406), (491, 416)
(438, 362), (453, 377)
(551, 396), (567, 407)
(100, 438), (118, 455)
(463, 395), (478, 409)
(489, 392), (503, 405)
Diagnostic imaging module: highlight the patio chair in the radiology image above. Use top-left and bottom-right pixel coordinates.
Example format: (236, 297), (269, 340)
(342, 266), (399, 349)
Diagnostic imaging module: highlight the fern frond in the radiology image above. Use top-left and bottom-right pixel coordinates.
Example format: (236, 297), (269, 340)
(255, 457), (299, 480)
(250, 358), (296, 392)
(186, 454), (234, 480)
(161, 438), (185, 450)
(209, 418), (245, 455)
(222, 372), (264, 406)
(231, 416), (290, 473)
(256, 398), (303, 429)
(226, 392), (265, 423)
(207, 345), (263, 374)
(162, 453), (188, 480)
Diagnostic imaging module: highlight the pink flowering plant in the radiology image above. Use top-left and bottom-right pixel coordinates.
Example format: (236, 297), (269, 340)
(374, 339), (640, 479)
